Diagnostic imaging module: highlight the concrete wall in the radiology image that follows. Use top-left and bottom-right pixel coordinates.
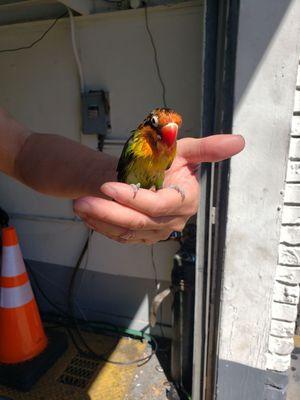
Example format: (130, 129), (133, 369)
(0, 1), (203, 332)
(217, 1), (300, 399)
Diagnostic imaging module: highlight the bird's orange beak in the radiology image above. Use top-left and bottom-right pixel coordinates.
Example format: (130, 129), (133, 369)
(161, 122), (178, 147)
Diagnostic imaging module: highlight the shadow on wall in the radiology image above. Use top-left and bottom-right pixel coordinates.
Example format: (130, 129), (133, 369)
(217, 359), (288, 400)
(27, 259), (173, 335)
(234, 0), (294, 109)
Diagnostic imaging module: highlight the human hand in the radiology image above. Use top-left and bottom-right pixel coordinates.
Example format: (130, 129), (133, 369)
(73, 134), (245, 244)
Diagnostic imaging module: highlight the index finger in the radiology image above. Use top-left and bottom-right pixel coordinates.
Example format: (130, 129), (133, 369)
(100, 182), (197, 217)
(73, 195), (183, 230)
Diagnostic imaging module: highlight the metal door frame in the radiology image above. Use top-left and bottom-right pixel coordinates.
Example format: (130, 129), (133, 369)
(192, 1), (240, 399)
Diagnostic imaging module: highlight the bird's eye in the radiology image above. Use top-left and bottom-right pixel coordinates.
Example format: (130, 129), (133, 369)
(151, 115), (159, 127)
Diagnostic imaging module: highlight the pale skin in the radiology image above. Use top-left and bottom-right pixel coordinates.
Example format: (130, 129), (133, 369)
(0, 108), (245, 244)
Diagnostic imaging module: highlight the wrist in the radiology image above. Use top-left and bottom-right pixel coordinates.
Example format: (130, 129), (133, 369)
(14, 132), (119, 198)
(81, 151), (118, 197)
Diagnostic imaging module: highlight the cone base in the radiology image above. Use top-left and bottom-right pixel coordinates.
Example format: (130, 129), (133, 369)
(0, 330), (68, 392)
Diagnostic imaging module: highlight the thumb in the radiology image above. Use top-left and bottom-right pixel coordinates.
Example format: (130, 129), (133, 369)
(178, 134), (245, 164)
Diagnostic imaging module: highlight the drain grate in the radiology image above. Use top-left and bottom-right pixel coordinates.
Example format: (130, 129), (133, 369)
(58, 354), (100, 389)
(0, 330), (147, 399)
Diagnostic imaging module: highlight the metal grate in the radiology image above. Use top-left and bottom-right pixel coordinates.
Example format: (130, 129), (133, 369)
(58, 354), (100, 389)
(0, 330), (147, 400)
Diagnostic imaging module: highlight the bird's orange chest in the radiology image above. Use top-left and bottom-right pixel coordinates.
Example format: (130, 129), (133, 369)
(131, 129), (175, 169)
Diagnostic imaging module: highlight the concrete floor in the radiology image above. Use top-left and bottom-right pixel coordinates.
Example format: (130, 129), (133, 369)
(0, 328), (175, 400)
(126, 338), (173, 400)
(287, 336), (300, 400)
(125, 352), (170, 400)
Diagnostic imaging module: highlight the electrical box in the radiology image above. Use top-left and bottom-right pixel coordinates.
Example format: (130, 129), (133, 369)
(81, 90), (111, 135)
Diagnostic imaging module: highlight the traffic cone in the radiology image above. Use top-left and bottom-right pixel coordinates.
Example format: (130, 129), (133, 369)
(0, 226), (48, 364)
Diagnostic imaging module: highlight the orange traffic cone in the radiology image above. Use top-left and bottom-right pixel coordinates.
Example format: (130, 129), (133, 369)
(0, 226), (48, 364)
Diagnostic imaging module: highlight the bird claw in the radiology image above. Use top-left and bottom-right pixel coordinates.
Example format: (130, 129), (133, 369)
(167, 185), (185, 201)
(130, 183), (141, 198)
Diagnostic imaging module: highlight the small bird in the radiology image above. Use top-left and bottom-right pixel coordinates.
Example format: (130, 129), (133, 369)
(117, 108), (183, 198)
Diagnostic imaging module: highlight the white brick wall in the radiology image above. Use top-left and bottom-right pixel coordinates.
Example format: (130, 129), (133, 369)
(281, 206), (300, 224)
(289, 137), (300, 158)
(280, 226), (300, 245)
(270, 320), (295, 337)
(291, 116), (300, 135)
(297, 65), (300, 89)
(273, 281), (299, 304)
(266, 353), (291, 371)
(271, 302), (298, 322)
(269, 336), (295, 355)
(267, 59), (300, 372)
(295, 90), (300, 114)
(284, 184), (300, 203)
(275, 265), (300, 283)
(286, 161), (300, 182)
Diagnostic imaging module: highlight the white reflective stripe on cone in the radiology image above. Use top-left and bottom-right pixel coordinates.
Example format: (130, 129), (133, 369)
(1, 245), (26, 277)
(0, 281), (33, 308)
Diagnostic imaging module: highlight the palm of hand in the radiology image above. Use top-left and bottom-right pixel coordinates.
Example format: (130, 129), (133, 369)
(163, 141), (200, 212)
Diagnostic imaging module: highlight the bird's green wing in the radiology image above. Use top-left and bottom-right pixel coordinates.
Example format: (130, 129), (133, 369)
(117, 131), (136, 183)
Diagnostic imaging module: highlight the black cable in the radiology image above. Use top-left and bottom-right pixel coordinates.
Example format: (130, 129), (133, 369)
(63, 130), (158, 365)
(144, 2), (175, 341)
(25, 260), (69, 317)
(144, 4), (181, 335)
(42, 309), (157, 365)
(143, 1), (167, 108)
(144, 0), (173, 336)
(0, 11), (68, 54)
(74, 329), (158, 366)
(67, 230), (110, 353)
(67, 231), (92, 320)
(66, 231), (157, 365)
(0, 157), (158, 364)
(27, 255), (156, 365)
(25, 254), (122, 348)
(151, 245), (168, 340)
(26, 257), (113, 355)
(26, 259), (119, 332)
(0, 209), (107, 360)
(151, 244), (159, 289)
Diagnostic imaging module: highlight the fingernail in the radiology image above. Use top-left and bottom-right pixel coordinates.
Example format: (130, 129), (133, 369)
(101, 183), (117, 199)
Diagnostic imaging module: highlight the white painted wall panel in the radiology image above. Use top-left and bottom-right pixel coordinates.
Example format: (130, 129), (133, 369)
(0, 2), (203, 280)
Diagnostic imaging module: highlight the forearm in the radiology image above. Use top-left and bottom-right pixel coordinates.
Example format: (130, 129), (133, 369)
(14, 133), (118, 198)
(0, 109), (30, 177)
